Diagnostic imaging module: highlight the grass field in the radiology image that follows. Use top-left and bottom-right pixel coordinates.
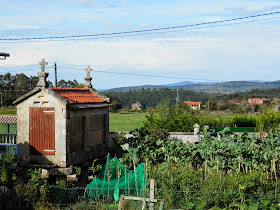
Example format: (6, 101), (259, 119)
(0, 108), (16, 115)
(109, 113), (146, 132)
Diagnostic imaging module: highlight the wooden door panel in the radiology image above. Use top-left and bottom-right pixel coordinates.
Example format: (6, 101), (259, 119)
(29, 108), (55, 155)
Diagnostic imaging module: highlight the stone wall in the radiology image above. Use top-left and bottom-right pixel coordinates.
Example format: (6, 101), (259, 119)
(108, 125), (201, 147)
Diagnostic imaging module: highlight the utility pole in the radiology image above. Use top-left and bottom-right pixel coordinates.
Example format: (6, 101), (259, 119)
(54, 62), (57, 87)
(176, 90), (179, 103)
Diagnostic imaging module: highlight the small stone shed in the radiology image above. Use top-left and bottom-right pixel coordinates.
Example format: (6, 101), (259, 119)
(13, 60), (110, 169)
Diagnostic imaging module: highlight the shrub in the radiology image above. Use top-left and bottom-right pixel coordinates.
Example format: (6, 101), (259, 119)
(143, 102), (200, 132)
(256, 109), (280, 134)
(14, 169), (47, 208)
(0, 148), (16, 187)
(232, 115), (256, 127)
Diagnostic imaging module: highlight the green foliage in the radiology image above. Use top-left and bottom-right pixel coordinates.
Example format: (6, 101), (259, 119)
(0, 149), (15, 187)
(0, 73), (41, 106)
(88, 158), (103, 175)
(144, 102), (200, 132)
(57, 79), (80, 88)
(147, 163), (280, 209)
(110, 100), (121, 113)
(71, 202), (118, 209)
(14, 169), (47, 208)
(105, 88), (209, 109)
(232, 115), (257, 127)
(201, 115), (257, 128)
(257, 109), (280, 134)
(117, 129), (280, 208)
(0, 108), (16, 115)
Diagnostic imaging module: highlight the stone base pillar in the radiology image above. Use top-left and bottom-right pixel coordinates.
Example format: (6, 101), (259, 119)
(84, 77), (92, 88)
(78, 167), (89, 187)
(37, 72), (49, 88)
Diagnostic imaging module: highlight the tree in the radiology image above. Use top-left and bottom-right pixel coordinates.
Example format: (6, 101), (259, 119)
(111, 100), (121, 113)
(57, 79), (68, 88)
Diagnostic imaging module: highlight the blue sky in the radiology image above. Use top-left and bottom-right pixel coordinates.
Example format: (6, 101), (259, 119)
(0, 0), (280, 89)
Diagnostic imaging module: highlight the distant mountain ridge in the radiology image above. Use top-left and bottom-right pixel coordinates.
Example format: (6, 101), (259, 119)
(103, 80), (280, 93)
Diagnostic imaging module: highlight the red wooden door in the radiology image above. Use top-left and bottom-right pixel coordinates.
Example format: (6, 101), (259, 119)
(29, 108), (55, 155)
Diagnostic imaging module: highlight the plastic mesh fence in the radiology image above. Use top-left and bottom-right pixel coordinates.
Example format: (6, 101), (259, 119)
(84, 153), (146, 202)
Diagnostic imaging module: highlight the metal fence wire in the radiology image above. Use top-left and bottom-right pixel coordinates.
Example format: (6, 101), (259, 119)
(47, 186), (85, 205)
(46, 186), (144, 206)
(45, 186), (280, 208)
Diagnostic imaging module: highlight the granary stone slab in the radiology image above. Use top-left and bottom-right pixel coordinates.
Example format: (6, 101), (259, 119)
(41, 169), (49, 179)
(49, 167), (76, 176)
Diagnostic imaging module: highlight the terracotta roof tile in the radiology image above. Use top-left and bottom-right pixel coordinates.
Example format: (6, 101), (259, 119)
(50, 88), (105, 104)
(184, 101), (201, 105)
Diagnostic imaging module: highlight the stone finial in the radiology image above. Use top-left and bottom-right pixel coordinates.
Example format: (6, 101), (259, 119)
(84, 66), (92, 88)
(193, 123), (200, 135)
(37, 59), (49, 88)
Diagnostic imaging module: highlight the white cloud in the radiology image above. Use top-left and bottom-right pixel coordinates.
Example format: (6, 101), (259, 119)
(225, 2), (280, 15)
(72, 0), (97, 4)
(0, 24), (40, 30)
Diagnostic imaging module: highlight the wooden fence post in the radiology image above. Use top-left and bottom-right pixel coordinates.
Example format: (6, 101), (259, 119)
(149, 179), (155, 210)
(118, 195), (124, 210)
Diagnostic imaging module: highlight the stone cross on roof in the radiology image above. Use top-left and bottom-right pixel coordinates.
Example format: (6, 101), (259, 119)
(84, 66), (92, 78)
(84, 66), (93, 88)
(38, 59), (48, 72)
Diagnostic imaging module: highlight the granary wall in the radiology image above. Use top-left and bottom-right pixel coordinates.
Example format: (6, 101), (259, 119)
(66, 106), (109, 166)
(16, 89), (67, 167)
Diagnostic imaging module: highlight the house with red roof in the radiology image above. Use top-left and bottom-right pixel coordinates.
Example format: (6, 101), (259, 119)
(184, 101), (201, 110)
(13, 59), (110, 173)
(248, 98), (271, 104)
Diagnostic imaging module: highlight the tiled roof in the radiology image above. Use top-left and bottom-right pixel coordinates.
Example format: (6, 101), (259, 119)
(50, 88), (105, 104)
(0, 116), (17, 124)
(249, 98), (270, 101)
(184, 101), (201, 105)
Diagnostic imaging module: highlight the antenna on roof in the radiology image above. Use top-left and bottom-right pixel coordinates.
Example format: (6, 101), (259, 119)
(0, 52), (10, 60)
(54, 63), (57, 88)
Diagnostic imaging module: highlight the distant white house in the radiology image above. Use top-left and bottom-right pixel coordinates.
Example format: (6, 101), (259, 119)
(131, 101), (142, 110)
(184, 101), (201, 110)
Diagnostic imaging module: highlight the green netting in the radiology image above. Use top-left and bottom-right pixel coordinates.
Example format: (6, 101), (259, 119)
(84, 153), (146, 202)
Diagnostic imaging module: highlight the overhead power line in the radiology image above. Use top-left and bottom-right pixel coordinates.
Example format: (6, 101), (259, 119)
(46, 65), (223, 82)
(2, 16), (280, 44)
(0, 11), (279, 42)
(2, 63), (280, 86)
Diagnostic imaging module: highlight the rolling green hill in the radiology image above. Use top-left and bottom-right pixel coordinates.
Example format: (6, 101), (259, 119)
(104, 80), (280, 93)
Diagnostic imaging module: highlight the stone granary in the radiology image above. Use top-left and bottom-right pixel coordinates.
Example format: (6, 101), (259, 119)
(13, 59), (110, 182)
